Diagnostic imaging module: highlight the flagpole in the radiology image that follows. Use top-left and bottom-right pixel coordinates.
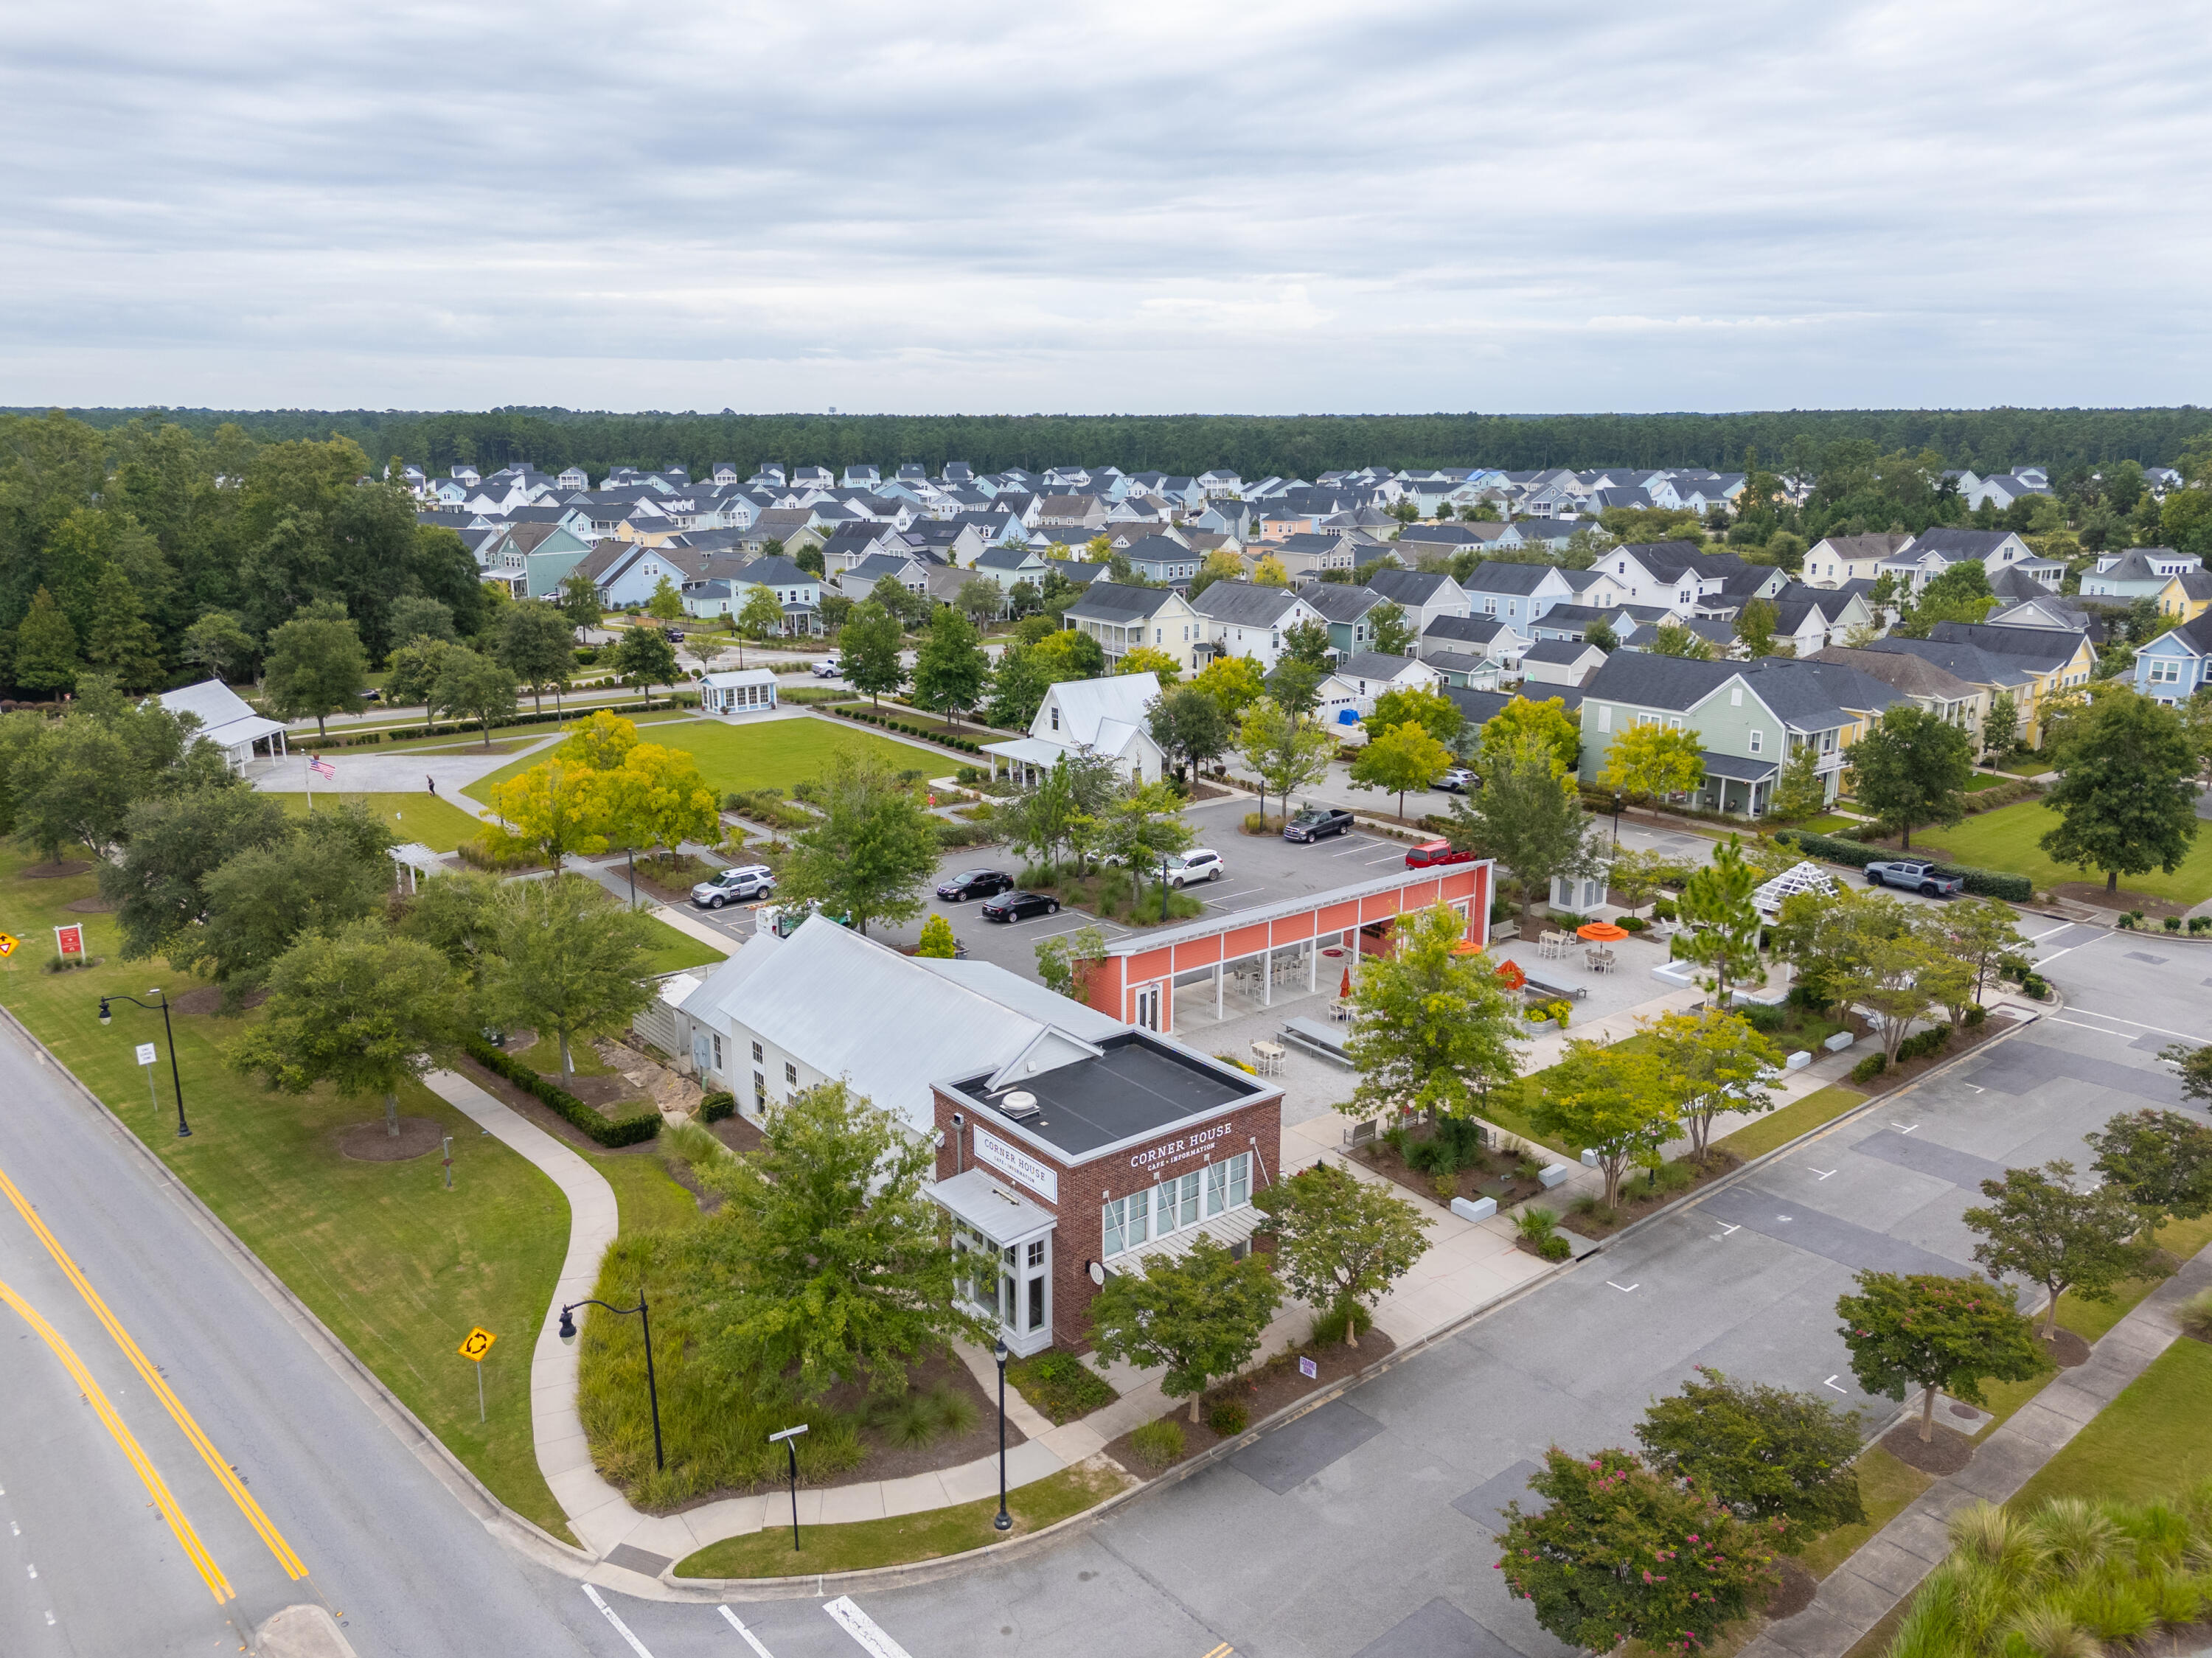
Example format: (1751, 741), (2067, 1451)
(306, 752), (313, 815)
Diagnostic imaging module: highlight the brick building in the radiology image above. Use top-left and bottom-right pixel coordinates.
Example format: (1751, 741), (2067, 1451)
(929, 1031), (1282, 1357)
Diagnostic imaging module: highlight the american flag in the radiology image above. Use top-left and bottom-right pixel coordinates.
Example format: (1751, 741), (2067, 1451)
(309, 756), (336, 780)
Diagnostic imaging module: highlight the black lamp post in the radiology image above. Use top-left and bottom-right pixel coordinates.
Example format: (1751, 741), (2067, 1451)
(1612, 791), (1624, 849)
(97, 990), (189, 1139)
(768, 1424), (809, 1551)
(557, 1295), (662, 1470)
(993, 1335), (1012, 1532)
(1159, 852), (1171, 924)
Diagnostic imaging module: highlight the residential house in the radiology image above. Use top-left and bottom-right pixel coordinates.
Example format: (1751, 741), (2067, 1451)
(1879, 528), (2043, 591)
(683, 555), (824, 635)
(1298, 582), (1389, 659)
(1187, 582), (1327, 672)
(1116, 534), (1203, 588)
(839, 549), (931, 601)
(1061, 583), (1203, 674)
(1037, 494), (1107, 529)
(1419, 613), (1527, 672)
(1962, 474), (2053, 510)
(1361, 568), (1472, 639)
(981, 672), (1169, 787)
(476, 520), (593, 598)
(1264, 532), (1360, 579)
(1867, 621), (2098, 748)
(1802, 532), (1913, 588)
(970, 544), (1051, 593)
(1317, 652), (1444, 725)
(2081, 548), (2208, 614)
(1460, 560), (1587, 629)
(2133, 612), (2212, 703)
(1598, 542), (1748, 610)
(1577, 654), (1902, 815)
(1517, 639), (1607, 688)
(1804, 647), (1987, 736)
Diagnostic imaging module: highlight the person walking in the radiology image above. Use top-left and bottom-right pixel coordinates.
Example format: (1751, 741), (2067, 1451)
(428, 775), (437, 795)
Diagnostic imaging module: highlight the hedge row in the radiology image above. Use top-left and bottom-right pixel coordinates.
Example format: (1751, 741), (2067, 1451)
(832, 706), (986, 754)
(462, 1037), (661, 1147)
(1773, 830), (2035, 903)
(316, 696), (697, 749)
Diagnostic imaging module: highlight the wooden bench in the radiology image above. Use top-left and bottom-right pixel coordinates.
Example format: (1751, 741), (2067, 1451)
(1281, 1016), (1354, 1069)
(1519, 970), (1587, 1001)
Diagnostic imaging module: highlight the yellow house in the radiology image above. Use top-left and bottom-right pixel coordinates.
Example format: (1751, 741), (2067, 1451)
(2154, 569), (2212, 622)
(1872, 623), (2098, 750)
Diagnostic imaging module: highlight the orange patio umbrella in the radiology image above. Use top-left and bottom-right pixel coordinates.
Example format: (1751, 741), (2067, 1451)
(1577, 922), (1630, 942)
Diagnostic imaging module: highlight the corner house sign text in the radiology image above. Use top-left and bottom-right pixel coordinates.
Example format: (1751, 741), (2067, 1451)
(973, 1126), (1059, 1203)
(1128, 1119), (1237, 1175)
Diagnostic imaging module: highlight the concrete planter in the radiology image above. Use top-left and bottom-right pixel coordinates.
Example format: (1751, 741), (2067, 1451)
(1784, 1050), (1812, 1071)
(1823, 1031), (1855, 1052)
(1523, 1018), (1559, 1034)
(1539, 1163), (1571, 1189)
(1450, 1196), (1498, 1223)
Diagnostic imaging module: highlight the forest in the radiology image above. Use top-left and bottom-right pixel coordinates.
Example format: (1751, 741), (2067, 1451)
(15, 405), (2212, 484)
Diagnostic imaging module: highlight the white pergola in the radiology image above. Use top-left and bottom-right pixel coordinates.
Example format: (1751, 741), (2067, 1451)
(1753, 860), (1837, 916)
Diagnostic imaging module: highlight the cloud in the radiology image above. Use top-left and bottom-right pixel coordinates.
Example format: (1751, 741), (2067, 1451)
(0, 0), (2205, 412)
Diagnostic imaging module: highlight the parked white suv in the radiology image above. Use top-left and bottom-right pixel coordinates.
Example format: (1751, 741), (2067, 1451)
(691, 865), (776, 908)
(1165, 849), (1225, 888)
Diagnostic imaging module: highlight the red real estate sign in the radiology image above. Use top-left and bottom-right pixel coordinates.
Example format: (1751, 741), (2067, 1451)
(53, 923), (84, 958)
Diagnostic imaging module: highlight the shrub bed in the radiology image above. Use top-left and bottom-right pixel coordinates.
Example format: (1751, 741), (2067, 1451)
(832, 706), (986, 754)
(1774, 829), (2034, 902)
(698, 1091), (736, 1124)
(464, 1036), (661, 1147)
(1005, 1351), (1119, 1425)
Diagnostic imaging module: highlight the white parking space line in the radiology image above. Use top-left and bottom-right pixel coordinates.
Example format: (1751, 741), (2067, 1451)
(582, 1585), (656, 1657)
(1329, 840), (1377, 856)
(719, 1606), (776, 1657)
(2049, 1009), (2208, 1043)
(824, 1596), (915, 1658)
(1363, 852), (1406, 866)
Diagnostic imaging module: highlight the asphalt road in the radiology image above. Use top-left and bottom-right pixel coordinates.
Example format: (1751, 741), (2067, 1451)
(9, 885), (2199, 1657)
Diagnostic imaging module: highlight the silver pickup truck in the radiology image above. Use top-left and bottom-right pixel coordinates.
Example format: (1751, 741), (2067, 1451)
(1863, 858), (1964, 897)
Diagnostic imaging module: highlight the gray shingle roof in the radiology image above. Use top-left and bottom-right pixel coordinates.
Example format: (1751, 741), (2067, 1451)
(1335, 652), (1422, 680)
(1924, 621), (2085, 671)
(1189, 582), (1304, 627)
(1461, 561), (1551, 596)
(1521, 639), (1603, 664)
(1423, 615), (1514, 646)
(1362, 568), (1458, 607)
(1065, 580), (1180, 621)
(1299, 584), (1385, 623)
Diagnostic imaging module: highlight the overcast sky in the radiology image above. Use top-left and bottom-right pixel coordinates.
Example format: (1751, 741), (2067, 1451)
(3, 1), (2206, 415)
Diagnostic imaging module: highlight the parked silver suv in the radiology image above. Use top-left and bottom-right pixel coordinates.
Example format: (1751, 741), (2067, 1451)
(691, 865), (776, 908)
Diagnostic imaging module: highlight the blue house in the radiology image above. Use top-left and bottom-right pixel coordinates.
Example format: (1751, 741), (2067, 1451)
(2134, 612), (2212, 704)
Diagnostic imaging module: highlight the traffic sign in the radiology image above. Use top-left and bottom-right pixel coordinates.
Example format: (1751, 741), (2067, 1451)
(458, 1326), (497, 1363)
(0, 931), (18, 957)
(135, 1042), (157, 1067)
(54, 923), (84, 958)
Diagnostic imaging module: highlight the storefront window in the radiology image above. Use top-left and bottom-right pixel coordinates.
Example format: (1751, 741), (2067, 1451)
(1206, 1162), (1228, 1216)
(1228, 1152), (1251, 1208)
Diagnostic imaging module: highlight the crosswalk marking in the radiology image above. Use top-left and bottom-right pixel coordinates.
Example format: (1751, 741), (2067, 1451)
(720, 1605), (776, 1657)
(825, 1596), (916, 1658)
(582, 1584), (656, 1657)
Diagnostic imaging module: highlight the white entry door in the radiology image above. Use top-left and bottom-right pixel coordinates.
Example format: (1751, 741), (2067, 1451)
(1133, 983), (1161, 1031)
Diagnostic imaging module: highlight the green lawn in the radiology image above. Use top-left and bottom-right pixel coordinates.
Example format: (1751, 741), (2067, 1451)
(1922, 798), (2212, 904)
(636, 914), (728, 975)
(275, 791), (486, 853)
(464, 717), (931, 809)
(2009, 1337), (2212, 1510)
(369, 706), (695, 755)
(1963, 773), (2011, 793)
(1716, 1084), (1868, 1161)
(1795, 1444), (1933, 1578)
(672, 1461), (1126, 1578)
(0, 849), (578, 1541)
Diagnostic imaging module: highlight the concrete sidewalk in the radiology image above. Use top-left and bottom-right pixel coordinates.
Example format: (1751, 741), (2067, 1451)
(1743, 1243), (2212, 1658)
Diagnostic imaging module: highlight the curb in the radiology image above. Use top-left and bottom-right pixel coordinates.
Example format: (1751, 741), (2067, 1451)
(664, 1253), (1579, 1600)
(1587, 1000), (2047, 1257)
(0, 1000), (599, 1581)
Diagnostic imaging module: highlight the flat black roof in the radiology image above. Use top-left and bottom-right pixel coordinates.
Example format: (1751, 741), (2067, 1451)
(952, 1034), (1265, 1160)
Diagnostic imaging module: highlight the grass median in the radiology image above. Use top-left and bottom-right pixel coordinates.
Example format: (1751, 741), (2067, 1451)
(672, 1460), (1128, 1578)
(0, 848), (699, 1544)
(1715, 1084), (1868, 1161)
(274, 791), (487, 852)
(1913, 798), (2212, 906)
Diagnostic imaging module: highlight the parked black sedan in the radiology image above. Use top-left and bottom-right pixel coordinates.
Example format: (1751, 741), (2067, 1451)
(936, 868), (1016, 902)
(981, 890), (1062, 922)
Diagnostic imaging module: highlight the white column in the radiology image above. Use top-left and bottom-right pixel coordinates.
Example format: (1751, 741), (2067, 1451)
(1308, 940), (1317, 992)
(1262, 946), (1273, 1007)
(1216, 961), (1224, 1020)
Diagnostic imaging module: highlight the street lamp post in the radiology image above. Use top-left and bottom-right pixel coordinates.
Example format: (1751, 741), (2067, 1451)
(1612, 792), (1624, 850)
(993, 1336), (1012, 1532)
(97, 990), (189, 1138)
(557, 1295), (662, 1470)
(1159, 852), (1171, 924)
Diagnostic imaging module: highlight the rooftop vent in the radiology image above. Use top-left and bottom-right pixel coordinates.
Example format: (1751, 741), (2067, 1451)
(998, 1091), (1040, 1121)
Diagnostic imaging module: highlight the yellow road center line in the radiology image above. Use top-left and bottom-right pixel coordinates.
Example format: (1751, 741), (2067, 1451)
(0, 1276), (233, 1604)
(0, 1162), (309, 1579)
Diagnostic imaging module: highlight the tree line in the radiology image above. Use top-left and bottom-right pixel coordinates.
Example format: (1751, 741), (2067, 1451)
(19, 404), (2212, 487)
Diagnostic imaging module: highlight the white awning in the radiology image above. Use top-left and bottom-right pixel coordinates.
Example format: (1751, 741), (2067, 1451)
(980, 736), (1068, 767)
(204, 714), (288, 749)
(931, 1168), (1055, 1247)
